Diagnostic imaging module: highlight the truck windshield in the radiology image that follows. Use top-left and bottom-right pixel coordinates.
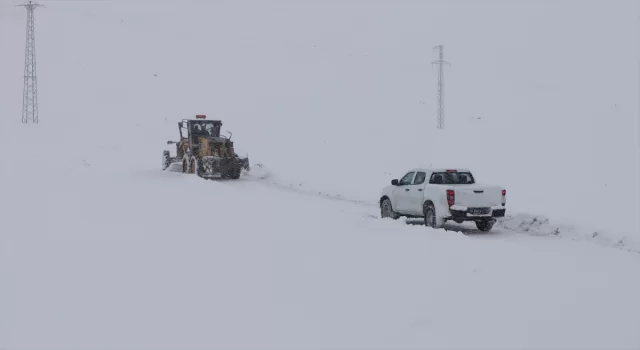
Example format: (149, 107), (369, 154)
(430, 172), (475, 184)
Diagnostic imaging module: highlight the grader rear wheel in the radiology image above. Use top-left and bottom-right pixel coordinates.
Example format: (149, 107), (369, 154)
(190, 156), (204, 176)
(189, 157), (196, 174)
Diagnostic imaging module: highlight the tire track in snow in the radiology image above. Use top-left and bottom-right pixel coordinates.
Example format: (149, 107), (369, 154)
(245, 164), (640, 254)
(178, 163), (640, 254)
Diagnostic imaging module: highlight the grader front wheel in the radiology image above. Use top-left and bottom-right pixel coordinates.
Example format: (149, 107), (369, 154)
(162, 151), (170, 171)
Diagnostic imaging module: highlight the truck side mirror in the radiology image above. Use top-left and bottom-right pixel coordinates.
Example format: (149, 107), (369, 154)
(391, 179), (399, 186)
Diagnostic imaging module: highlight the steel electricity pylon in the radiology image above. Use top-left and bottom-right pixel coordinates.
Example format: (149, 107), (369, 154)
(431, 45), (450, 129)
(18, 0), (42, 124)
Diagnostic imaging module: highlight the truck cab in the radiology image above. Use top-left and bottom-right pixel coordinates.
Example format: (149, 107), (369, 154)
(379, 168), (506, 232)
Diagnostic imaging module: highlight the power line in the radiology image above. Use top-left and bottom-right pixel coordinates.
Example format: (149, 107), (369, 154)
(17, 0), (42, 124)
(431, 45), (450, 129)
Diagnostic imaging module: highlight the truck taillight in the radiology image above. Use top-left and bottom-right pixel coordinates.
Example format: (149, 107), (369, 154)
(447, 189), (455, 206)
(502, 189), (506, 205)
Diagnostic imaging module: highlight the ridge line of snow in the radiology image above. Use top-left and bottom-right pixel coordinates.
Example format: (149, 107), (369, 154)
(247, 164), (640, 255)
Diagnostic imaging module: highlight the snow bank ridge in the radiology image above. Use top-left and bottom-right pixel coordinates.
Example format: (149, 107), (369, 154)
(497, 213), (640, 254)
(250, 164), (640, 255)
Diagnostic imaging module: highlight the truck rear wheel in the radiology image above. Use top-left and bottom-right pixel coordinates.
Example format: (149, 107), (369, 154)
(423, 203), (444, 228)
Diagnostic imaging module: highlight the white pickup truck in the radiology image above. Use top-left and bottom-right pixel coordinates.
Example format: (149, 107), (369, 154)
(379, 168), (506, 231)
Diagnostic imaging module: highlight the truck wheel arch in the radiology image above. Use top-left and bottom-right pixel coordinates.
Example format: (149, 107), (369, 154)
(423, 200), (434, 211)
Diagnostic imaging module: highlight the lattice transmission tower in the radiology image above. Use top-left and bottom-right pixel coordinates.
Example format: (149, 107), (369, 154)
(431, 45), (450, 129)
(18, 0), (42, 124)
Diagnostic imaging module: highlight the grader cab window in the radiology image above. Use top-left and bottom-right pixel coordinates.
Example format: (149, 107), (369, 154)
(203, 123), (217, 136)
(190, 121), (220, 137)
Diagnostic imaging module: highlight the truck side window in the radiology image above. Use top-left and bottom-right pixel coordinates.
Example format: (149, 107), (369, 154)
(430, 173), (444, 184)
(413, 172), (426, 185)
(399, 172), (415, 186)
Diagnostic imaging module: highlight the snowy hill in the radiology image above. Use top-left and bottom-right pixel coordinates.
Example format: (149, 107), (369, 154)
(1, 0), (639, 349)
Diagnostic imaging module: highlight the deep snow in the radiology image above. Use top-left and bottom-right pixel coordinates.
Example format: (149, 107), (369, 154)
(1, 0), (640, 349)
(2, 126), (640, 350)
(4, 0), (637, 239)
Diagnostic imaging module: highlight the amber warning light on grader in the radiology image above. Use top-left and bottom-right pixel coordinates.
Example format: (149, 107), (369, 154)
(195, 114), (206, 119)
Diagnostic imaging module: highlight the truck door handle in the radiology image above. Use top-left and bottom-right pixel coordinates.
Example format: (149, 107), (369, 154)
(418, 189), (423, 191)
(405, 188), (410, 191)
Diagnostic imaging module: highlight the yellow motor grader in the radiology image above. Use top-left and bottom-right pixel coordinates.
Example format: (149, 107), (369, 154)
(162, 115), (250, 179)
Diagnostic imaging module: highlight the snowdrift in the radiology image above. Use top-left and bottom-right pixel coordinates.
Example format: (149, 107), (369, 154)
(1, 124), (639, 349)
(255, 163), (640, 254)
(1, 0), (639, 349)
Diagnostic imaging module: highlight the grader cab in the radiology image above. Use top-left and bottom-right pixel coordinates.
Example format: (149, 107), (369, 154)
(162, 115), (250, 179)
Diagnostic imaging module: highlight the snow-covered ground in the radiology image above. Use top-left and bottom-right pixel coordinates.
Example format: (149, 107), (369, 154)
(2, 126), (640, 350)
(1, 0), (639, 349)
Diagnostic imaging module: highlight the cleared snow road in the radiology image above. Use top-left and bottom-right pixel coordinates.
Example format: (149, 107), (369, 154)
(3, 161), (638, 350)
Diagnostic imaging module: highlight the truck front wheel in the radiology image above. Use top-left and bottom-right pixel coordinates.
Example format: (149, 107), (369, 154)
(380, 198), (399, 220)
